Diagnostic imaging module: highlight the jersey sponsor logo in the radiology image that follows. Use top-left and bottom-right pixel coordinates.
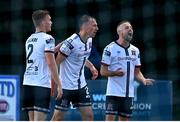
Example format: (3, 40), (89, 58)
(104, 50), (111, 56)
(25, 65), (38, 75)
(25, 71), (38, 75)
(117, 56), (136, 61)
(46, 38), (54, 44)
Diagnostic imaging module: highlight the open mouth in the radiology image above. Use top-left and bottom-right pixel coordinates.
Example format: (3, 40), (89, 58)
(128, 32), (132, 36)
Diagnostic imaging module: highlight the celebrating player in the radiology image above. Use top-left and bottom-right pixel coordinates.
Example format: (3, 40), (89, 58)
(100, 21), (154, 121)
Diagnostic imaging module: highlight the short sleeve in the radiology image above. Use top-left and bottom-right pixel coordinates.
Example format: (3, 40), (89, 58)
(60, 39), (74, 56)
(135, 49), (141, 66)
(101, 46), (111, 65)
(45, 37), (55, 52)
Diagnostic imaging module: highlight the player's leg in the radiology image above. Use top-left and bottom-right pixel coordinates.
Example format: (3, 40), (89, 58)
(22, 85), (35, 120)
(118, 97), (133, 121)
(105, 114), (116, 121)
(34, 111), (47, 121)
(51, 89), (70, 121)
(79, 106), (93, 120)
(119, 115), (129, 121)
(27, 111), (34, 121)
(34, 86), (51, 121)
(51, 109), (66, 120)
(105, 96), (118, 121)
(76, 86), (93, 120)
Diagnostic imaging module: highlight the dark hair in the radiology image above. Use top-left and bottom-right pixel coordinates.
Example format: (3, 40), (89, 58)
(78, 14), (95, 29)
(32, 10), (50, 27)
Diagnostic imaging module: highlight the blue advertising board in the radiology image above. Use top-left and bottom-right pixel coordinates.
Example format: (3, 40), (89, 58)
(48, 79), (172, 121)
(0, 75), (20, 121)
(133, 80), (172, 120)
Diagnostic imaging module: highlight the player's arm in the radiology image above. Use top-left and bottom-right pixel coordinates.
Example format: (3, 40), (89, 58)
(134, 67), (154, 85)
(85, 59), (98, 80)
(100, 64), (124, 77)
(56, 39), (73, 66)
(56, 52), (66, 66)
(45, 52), (62, 99)
(54, 41), (64, 53)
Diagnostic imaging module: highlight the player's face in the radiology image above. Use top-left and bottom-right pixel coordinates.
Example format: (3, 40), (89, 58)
(86, 18), (98, 38)
(43, 15), (52, 32)
(122, 22), (133, 42)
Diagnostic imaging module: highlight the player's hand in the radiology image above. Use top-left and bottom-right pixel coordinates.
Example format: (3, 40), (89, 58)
(115, 68), (125, 76)
(144, 78), (154, 86)
(90, 66), (98, 80)
(54, 41), (63, 53)
(56, 86), (63, 100)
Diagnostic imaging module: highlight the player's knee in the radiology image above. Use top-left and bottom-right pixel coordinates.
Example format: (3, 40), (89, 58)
(51, 114), (63, 121)
(83, 111), (94, 120)
(105, 114), (116, 121)
(51, 110), (64, 121)
(88, 112), (94, 120)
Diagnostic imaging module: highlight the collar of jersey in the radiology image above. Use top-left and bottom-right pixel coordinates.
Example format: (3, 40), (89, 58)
(76, 33), (87, 44)
(115, 41), (130, 49)
(35, 31), (45, 34)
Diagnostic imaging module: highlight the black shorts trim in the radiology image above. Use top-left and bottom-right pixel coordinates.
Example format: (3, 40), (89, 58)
(22, 106), (50, 113)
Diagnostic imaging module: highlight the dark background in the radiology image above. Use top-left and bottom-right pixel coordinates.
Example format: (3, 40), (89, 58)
(0, 0), (179, 120)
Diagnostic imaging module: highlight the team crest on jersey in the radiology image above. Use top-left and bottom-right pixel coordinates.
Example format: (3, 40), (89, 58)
(46, 38), (54, 44)
(104, 50), (111, 56)
(131, 50), (136, 56)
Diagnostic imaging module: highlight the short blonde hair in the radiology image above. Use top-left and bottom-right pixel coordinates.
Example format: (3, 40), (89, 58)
(117, 21), (131, 34)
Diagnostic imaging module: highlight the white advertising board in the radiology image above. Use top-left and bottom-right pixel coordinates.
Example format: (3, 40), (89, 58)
(0, 75), (20, 121)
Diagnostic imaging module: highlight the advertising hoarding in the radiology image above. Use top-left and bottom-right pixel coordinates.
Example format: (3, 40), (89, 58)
(0, 75), (20, 121)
